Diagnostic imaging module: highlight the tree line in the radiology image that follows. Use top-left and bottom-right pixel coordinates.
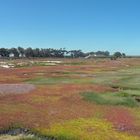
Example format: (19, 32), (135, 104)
(0, 47), (125, 59)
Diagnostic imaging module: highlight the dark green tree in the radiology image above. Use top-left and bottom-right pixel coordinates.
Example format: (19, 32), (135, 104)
(9, 48), (19, 57)
(33, 48), (40, 57)
(18, 46), (25, 57)
(0, 48), (9, 57)
(25, 47), (34, 57)
(113, 52), (122, 58)
(122, 53), (126, 58)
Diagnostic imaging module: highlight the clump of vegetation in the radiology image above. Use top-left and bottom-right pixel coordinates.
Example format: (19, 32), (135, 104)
(81, 91), (140, 107)
(110, 52), (126, 60)
(35, 118), (139, 140)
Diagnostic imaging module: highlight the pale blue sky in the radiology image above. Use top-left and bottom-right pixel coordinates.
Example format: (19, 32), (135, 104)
(0, 0), (140, 55)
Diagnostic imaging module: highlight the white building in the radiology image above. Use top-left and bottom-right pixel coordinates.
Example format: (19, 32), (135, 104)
(9, 53), (14, 58)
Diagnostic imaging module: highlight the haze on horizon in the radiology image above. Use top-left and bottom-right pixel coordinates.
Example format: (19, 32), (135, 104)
(0, 0), (140, 55)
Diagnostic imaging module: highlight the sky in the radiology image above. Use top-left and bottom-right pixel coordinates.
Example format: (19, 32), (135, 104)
(0, 0), (140, 55)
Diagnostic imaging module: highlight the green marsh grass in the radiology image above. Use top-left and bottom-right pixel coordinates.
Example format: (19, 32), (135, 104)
(26, 77), (93, 85)
(81, 91), (140, 107)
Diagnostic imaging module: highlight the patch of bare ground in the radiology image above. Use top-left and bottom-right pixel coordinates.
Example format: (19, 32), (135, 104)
(0, 84), (35, 96)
